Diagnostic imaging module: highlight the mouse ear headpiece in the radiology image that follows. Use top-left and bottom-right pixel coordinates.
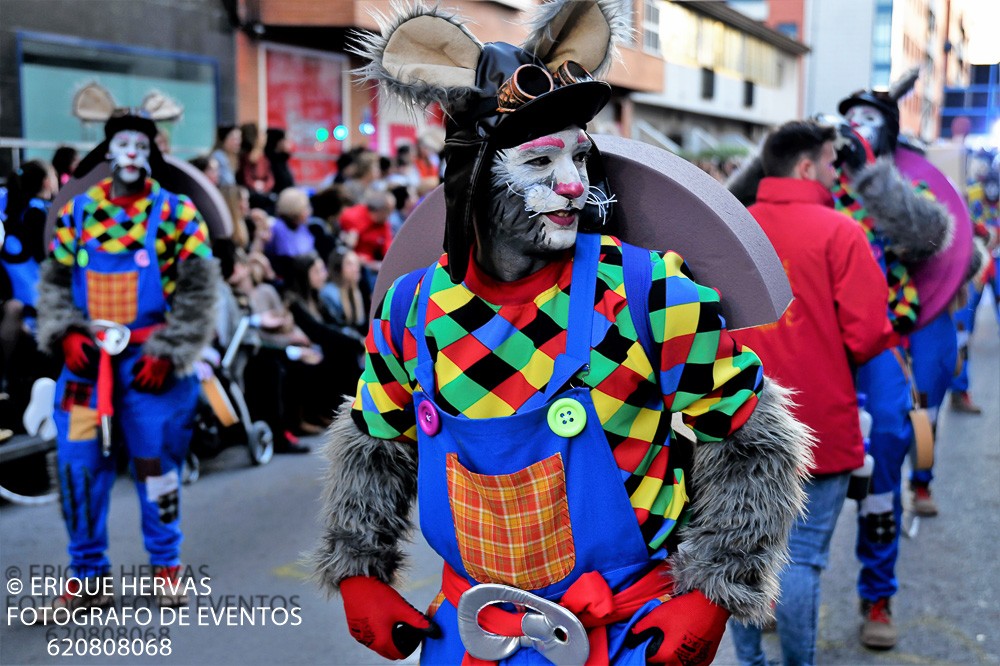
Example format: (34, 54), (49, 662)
(352, 0), (631, 281)
(838, 67), (919, 157)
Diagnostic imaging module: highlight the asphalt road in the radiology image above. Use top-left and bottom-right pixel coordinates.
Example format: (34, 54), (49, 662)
(1, 304), (997, 666)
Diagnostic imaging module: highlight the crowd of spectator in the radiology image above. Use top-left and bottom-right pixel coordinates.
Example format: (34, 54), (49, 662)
(186, 125), (442, 453)
(0, 125), (442, 454)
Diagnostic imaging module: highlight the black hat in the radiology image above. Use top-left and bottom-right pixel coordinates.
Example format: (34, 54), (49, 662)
(837, 68), (919, 157)
(74, 108), (167, 179)
(352, 0), (630, 282)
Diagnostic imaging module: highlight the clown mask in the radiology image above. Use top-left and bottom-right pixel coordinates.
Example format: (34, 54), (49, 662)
(107, 130), (151, 185)
(844, 105), (886, 154)
(488, 127), (593, 259)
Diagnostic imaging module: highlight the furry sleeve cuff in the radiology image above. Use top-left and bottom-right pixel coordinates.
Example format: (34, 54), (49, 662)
(311, 398), (419, 595)
(854, 159), (953, 263)
(36, 260), (88, 355)
(141, 257), (219, 371)
(669, 378), (814, 625)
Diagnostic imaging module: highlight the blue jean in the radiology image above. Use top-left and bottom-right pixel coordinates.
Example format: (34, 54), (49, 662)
(729, 473), (851, 666)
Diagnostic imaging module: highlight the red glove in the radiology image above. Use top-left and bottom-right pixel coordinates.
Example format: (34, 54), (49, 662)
(339, 576), (437, 660)
(131, 355), (174, 393)
(627, 590), (730, 665)
(61, 331), (99, 377)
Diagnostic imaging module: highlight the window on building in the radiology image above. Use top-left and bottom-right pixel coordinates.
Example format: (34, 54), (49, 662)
(743, 80), (755, 107)
(643, 0), (661, 54)
(701, 68), (715, 100)
(776, 22), (799, 40)
(871, 0), (893, 88)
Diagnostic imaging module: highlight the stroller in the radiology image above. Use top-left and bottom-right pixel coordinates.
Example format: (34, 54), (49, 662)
(186, 315), (273, 482)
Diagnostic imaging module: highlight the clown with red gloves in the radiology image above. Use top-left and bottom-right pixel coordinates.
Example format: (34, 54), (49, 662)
(36, 110), (217, 601)
(311, 2), (811, 664)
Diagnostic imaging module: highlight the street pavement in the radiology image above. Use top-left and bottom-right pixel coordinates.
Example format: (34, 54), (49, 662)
(1, 303), (997, 666)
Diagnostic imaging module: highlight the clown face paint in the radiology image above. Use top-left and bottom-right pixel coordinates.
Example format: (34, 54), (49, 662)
(845, 105), (886, 153)
(107, 130), (151, 185)
(488, 128), (592, 258)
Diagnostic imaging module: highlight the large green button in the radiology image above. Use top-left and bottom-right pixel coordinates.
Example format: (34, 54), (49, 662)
(547, 398), (586, 438)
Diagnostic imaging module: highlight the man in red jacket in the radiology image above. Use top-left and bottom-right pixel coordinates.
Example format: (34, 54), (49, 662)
(727, 120), (894, 665)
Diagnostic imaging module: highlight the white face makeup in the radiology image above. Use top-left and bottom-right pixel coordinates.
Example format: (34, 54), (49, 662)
(107, 130), (151, 185)
(845, 105), (886, 149)
(489, 127), (592, 255)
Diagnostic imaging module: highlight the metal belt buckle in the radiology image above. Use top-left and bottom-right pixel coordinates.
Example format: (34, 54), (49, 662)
(456, 583), (589, 666)
(90, 320), (131, 356)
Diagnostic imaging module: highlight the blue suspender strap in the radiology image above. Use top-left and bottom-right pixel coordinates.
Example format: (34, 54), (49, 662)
(413, 263), (440, 393)
(144, 189), (168, 253)
(621, 241), (659, 379)
(539, 232), (600, 403)
(389, 269), (425, 355)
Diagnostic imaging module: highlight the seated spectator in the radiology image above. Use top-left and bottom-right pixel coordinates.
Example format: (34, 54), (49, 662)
(265, 187), (316, 278)
(217, 239), (316, 454)
(51, 146), (78, 189)
(309, 187), (346, 262)
(265, 128), (295, 195)
(211, 125), (241, 188)
(189, 154), (221, 187)
(283, 253), (366, 429)
(239, 122), (276, 212)
(0, 160), (61, 429)
(320, 249), (370, 337)
(338, 187), (395, 287)
(415, 127), (444, 182)
(340, 150), (380, 204)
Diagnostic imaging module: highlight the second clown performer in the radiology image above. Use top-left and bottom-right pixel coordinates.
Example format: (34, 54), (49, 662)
(312, 2), (812, 664)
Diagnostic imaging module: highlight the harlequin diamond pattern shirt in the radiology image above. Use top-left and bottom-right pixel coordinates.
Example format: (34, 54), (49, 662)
(352, 235), (763, 556)
(50, 178), (212, 299)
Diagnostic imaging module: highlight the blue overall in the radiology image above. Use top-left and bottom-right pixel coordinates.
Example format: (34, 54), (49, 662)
(53, 191), (199, 578)
(413, 234), (659, 664)
(1, 197), (48, 331)
(852, 231), (915, 601)
(908, 310), (958, 486)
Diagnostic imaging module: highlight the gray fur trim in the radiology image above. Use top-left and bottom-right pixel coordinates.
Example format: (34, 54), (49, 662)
(349, 2), (482, 113)
(726, 154), (765, 208)
(521, 0), (633, 77)
(141, 257), (219, 372)
(36, 260), (88, 355)
(889, 67), (919, 102)
(669, 378), (814, 625)
(968, 236), (989, 284)
(854, 159), (954, 262)
(310, 398), (418, 595)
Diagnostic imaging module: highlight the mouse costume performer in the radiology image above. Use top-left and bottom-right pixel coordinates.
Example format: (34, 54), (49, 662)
(312, 3), (811, 663)
(36, 110), (218, 605)
(834, 73), (971, 648)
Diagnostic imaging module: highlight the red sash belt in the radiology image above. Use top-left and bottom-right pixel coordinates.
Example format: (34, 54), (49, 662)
(441, 561), (674, 666)
(95, 324), (163, 423)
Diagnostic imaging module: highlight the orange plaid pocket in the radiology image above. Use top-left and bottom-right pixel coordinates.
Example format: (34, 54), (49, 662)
(447, 452), (575, 590)
(86, 271), (139, 324)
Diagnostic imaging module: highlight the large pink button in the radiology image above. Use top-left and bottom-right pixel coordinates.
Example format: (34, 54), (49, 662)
(417, 401), (440, 436)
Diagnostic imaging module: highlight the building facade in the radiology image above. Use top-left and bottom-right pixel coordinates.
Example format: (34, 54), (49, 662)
(631, 0), (808, 157)
(0, 0), (237, 171)
(730, 0), (972, 143)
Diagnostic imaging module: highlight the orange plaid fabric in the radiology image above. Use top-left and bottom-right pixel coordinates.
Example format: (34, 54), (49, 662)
(86, 271), (139, 324)
(447, 452), (574, 590)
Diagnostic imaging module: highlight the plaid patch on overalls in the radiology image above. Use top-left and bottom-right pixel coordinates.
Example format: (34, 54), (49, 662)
(447, 452), (574, 590)
(86, 271), (139, 324)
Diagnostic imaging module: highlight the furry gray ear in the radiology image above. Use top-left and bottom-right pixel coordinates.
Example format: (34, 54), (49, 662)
(521, 0), (633, 76)
(351, 4), (483, 112)
(889, 66), (919, 102)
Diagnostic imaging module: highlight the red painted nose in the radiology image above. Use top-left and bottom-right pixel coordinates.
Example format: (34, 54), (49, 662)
(554, 182), (585, 198)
